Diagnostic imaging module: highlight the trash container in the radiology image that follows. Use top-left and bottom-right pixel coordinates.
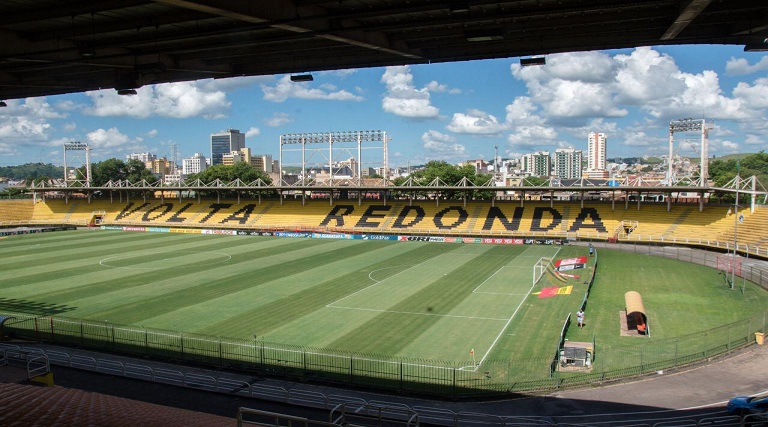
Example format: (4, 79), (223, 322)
(756, 332), (765, 346)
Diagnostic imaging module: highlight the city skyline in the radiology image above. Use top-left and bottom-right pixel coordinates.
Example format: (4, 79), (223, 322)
(1, 44), (767, 168)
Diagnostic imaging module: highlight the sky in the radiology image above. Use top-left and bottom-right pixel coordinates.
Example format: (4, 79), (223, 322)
(0, 44), (767, 169)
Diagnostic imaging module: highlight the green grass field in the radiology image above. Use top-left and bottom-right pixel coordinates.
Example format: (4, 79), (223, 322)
(0, 230), (584, 365)
(1, 230), (766, 376)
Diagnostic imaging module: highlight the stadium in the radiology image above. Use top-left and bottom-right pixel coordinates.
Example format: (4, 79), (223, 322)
(3, 0), (768, 425)
(2, 191), (768, 401)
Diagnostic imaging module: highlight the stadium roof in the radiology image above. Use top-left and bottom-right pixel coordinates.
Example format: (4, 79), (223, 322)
(2, 0), (767, 100)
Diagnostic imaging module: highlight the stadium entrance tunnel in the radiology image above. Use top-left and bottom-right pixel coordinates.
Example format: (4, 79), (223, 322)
(624, 291), (648, 336)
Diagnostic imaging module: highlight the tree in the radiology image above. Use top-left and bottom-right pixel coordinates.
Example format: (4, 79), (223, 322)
(187, 162), (273, 197)
(398, 160), (495, 200)
(707, 152), (768, 203)
(0, 163), (64, 180)
(86, 158), (157, 187)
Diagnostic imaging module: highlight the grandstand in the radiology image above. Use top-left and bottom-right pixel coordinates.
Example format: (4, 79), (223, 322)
(0, 200), (34, 225)
(5, 198), (766, 255)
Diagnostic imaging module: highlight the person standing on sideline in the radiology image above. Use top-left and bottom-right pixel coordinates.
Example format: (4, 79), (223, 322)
(576, 309), (585, 328)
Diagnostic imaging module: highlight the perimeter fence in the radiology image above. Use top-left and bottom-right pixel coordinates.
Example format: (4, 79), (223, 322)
(1, 309), (765, 398)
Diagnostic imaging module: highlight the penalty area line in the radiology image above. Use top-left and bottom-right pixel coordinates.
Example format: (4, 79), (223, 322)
(326, 305), (509, 321)
(470, 246), (562, 372)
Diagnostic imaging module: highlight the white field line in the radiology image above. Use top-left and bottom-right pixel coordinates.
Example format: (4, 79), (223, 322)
(328, 245), (561, 371)
(468, 246), (562, 372)
(327, 305), (509, 321)
(326, 254), (445, 307)
(472, 265), (529, 295)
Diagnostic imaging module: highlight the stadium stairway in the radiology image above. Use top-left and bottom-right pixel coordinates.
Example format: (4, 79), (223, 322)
(0, 379), (234, 426)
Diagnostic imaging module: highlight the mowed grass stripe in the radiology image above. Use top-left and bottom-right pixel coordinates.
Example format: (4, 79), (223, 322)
(30, 238), (343, 317)
(0, 230), (192, 260)
(326, 245), (498, 311)
(0, 231), (164, 265)
(77, 239), (376, 324)
(0, 233), (304, 295)
(0, 233), (254, 286)
(154, 242), (420, 337)
(3, 236), (332, 308)
(198, 243), (461, 338)
(324, 245), (530, 356)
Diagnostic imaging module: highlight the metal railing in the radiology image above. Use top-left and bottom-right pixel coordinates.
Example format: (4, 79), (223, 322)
(0, 343), (751, 427)
(1, 309), (765, 399)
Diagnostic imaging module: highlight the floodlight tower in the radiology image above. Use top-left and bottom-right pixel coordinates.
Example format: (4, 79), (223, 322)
(279, 130), (388, 185)
(63, 141), (92, 187)
(667, 118), (712, 186)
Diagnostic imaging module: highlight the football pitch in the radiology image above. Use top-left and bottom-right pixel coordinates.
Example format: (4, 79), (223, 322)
(0, 230), (577, 364)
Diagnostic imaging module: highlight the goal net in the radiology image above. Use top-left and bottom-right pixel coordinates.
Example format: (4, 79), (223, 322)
(716, 254), (742, 286)
(533, 257), (553, 286)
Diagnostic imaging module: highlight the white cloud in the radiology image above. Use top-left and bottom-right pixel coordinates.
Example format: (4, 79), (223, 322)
(509, 47), (754, 122)
(22, 98), (68, 119)
(613, 48), (687, 104)
(447, 109), (507, 134)
(506, 126), (559, 147)
(725, 56), (768, 76)
(244, 127), (261, 138)
(504, 97), (544, 126)
(421, 130), (466, 159)
(85, 81), (231, 119)
(85, 127), (147, 158)
(732, 78), (768, 109)
(265, 112), (292, 127)
(145, 129), (158, 137)
(0, 108), (53, 144)
(261, 75), (364, 103)
(511, 51), (627, 119)
(380, 66), (439, 119)
(425, 80), (461, 94)
(319, 69), (357, 77)
(199, 75), (273, 92)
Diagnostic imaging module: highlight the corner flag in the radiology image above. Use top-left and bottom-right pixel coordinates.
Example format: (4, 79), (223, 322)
(470, 348), (475, 356)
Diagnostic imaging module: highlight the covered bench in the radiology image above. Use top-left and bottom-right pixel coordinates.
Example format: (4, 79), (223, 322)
(624, 291), (649, 336)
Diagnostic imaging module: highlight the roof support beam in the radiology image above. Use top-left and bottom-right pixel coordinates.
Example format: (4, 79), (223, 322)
(151, 0), (421, 60)
(661, 0), (714, 40)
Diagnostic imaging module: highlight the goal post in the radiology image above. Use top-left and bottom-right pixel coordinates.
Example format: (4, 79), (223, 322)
(716, 254), (742, 288)
(533, 257), (553, 286)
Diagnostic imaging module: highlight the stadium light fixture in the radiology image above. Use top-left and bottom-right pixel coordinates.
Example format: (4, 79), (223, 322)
(744, 43), (768, 52)
(520, 57), (546, 66)
(744, 37), (768, 52)
(290, 74), (313, 82)
(0, 100), (7, 107)
(116, 89), (138, 96)
(465, 29), (504, 42)
(449, 2), (470, 13)
(79, 46), (96, 58)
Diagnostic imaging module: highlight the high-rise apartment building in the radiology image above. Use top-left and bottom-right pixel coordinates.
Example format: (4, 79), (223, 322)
(182, 152), (208, 175)
(126, 152), (157, 163)
(587, 132), (608, 179)
(554, 148), (583, 179)
(521, 151), (551, 177)
(210, 129), (245, 166)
